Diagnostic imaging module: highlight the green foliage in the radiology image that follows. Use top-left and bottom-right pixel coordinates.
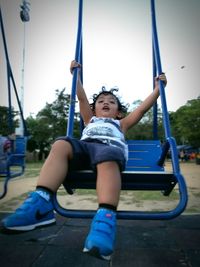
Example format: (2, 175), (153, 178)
(26, 89), (80, 157)
(125, 100), (164, 141)
(170, 97), (200, 147)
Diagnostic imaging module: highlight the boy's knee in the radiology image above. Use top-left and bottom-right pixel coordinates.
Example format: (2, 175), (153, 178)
(97, 161), (120, 170)
(51, 140), (73, 159)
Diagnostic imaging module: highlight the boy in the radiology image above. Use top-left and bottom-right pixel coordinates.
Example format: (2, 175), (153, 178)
(1, 60), (167, 260)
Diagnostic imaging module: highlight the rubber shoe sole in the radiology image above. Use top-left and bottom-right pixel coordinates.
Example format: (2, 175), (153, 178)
(2, 218), (56, 232)
(83, 246), (112, 261)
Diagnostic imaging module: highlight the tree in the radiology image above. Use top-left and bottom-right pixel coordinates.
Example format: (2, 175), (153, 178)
(170, 97), (200, 147)
(125, 100), (164, 141)
(26, 89), (81, 159)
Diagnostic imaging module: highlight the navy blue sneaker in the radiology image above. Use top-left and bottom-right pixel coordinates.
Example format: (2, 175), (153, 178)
(1, 191), (55, 231)
(83, 208), (116, 260)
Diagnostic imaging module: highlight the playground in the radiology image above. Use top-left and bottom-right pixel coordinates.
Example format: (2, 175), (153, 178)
(0, 1), (199, 265)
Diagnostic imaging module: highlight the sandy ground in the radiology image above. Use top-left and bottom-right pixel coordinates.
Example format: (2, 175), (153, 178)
(0, 161), (199, 214)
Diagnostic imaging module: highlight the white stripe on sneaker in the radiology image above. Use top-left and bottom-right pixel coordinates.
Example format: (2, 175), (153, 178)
(5, 218), (56, 231)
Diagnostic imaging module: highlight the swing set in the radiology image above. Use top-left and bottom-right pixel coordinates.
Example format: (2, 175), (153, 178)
(0, 0), (188, 220)
(0, 7), (28, 199)
(53, 0), (188, 220)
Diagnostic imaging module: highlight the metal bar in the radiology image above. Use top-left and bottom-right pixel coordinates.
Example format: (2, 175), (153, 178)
(151, 0), (171, 138)
(0, 7), (28, 136)
(9, 66), (28, 136)
(152, 44), (158, 140)
(0, 8), (13, 132)
(67, 0), (83, 137)
(53, 177), (187, 219)
(151, 0), (188, 218)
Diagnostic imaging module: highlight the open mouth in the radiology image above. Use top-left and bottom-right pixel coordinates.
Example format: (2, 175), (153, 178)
(102, 106), (110, 111)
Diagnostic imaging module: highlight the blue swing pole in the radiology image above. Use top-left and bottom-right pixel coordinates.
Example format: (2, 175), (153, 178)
(151, 0), (180, 172)
(79, 36), (85, 133)
(67, 0), (83, 137)
(53, 0), (94, 218)
(150, 0), (187, 215)
(152, 45), (158, 140)
(118, 0), (188, 219)
(151, 0), (171, 139)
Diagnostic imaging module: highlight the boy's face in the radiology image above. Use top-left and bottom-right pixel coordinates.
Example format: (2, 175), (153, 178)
(94, 93), (121, 118)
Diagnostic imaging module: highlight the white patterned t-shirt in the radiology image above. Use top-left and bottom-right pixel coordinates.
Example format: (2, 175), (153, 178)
(81, 116), (128, 160)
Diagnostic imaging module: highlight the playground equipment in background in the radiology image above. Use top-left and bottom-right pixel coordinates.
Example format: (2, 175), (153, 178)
(0, 7), (28, 199)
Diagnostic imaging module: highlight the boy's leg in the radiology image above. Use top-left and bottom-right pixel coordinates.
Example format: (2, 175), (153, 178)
(96, 161), (121, 207)
(37, 140), (73, 191)
(1, 140), (73, 232)
(83, 161), (121, 260)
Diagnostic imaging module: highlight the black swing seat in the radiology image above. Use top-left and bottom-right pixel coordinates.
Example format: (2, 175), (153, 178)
(63, 140), (176, 196)
(0, 136), (27, 199)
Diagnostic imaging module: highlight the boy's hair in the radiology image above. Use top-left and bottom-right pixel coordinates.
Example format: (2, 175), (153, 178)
(90, 86), (128, 119)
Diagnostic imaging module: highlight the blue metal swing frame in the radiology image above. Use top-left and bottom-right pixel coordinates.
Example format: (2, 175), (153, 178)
(52, 0), (188, 220)
(0, 7), (27, 199)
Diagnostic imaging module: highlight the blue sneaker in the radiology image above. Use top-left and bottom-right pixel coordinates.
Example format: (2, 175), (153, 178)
(1, 191), (56, 231)
(83, 208), (116, 261)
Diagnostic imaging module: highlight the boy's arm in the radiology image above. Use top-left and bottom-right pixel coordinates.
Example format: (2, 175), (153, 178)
(70, 60), (93, 125)
(120, 74), (167, 133)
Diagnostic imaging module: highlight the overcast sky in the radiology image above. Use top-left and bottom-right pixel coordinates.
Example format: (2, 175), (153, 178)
(1, 0), (200, 119)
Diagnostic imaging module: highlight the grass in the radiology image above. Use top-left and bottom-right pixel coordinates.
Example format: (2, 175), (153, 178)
(121, 190), (179, 201)
(23, 162), (44, 178)
(193, 192), (200, 198)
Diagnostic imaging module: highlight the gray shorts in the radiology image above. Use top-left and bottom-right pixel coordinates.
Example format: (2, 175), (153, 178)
(56, 136), (126, 171)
